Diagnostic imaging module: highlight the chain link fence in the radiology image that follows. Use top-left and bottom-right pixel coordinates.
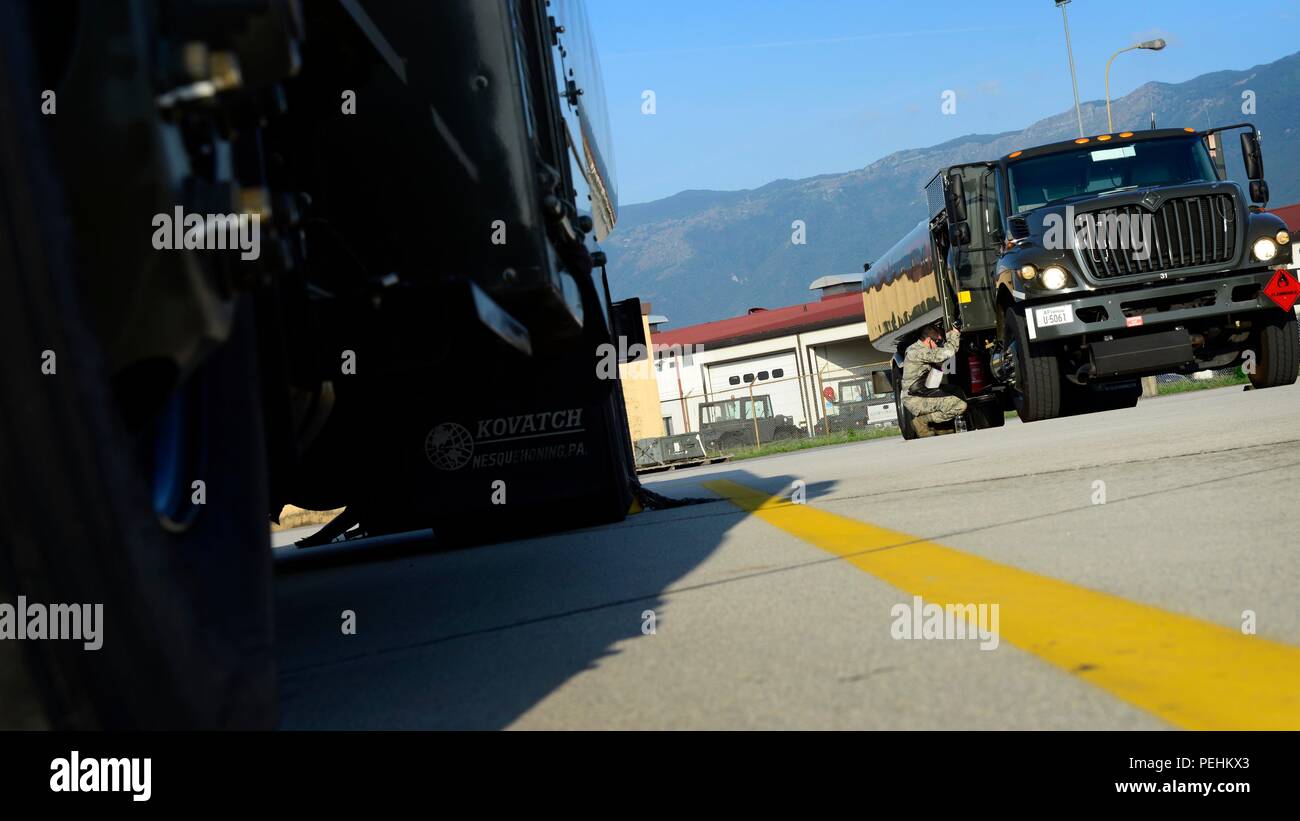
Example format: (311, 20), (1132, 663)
(634, 360), (900, 471)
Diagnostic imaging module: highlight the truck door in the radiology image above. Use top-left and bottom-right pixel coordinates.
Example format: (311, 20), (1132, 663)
(948, 166), (1001, 331)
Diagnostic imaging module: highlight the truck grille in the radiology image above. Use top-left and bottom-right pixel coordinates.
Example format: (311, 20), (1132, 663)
(1077, 193), (1237, 280)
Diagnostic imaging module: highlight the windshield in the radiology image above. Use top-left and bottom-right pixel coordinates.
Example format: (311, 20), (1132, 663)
(1007, 136), (1216, 214)
(701, 398), (770, 424)
(838, 381), (866, 403)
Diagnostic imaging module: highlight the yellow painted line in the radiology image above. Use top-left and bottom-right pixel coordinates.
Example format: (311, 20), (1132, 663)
(704, 478), (1300, 730)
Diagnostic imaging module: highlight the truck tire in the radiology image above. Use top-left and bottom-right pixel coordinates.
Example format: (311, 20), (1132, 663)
(1003, 306), (1061, 422)
(892, 364), (918, 440)
(1249, 309), (1299, 389)
(966, 399), (1006, 429)
(0, 4), (275, 729)
(1061, 380), (1141, 416)
(1090, 382), (1141, 413)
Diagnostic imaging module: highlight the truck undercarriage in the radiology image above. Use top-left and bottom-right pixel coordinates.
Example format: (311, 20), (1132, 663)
(0, 0), (664, 728)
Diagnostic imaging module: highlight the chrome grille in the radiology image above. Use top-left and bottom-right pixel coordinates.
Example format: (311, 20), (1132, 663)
(1077, 193), (1237, 280)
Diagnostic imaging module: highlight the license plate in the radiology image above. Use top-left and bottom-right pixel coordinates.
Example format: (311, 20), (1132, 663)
(1035, 305), (1074, 328)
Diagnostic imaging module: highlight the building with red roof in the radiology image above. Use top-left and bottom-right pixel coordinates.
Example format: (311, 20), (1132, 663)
(647, 275), (891, 437)
(1270, 203), (1300, 232)
(651, 290), (867, 350)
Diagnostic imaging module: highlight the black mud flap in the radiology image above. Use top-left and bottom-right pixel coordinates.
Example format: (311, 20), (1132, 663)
(418, 389), (634, 543)
(964, 394), (1006, 429)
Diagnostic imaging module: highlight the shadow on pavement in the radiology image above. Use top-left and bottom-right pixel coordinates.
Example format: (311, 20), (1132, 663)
(271, 469), (834, 728)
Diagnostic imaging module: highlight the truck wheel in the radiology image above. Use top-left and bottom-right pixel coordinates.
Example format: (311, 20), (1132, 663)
(0, 4), (275, 729)
(892, 365), (918, 440)
(1249, 309), (1299, 389)
(1061, 381), (1140, 416)
(1002, 307), (1061, 422)
(966, 400), (1005, 429)
(1091, 382), (1141, 412)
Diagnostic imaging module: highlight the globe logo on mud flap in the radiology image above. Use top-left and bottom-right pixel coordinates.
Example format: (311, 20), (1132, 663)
(425, 422), (474, 470)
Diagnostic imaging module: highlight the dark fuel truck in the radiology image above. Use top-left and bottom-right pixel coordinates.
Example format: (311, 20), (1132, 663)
(0, 0), (655, 728)
(862, 125), (1298, 440)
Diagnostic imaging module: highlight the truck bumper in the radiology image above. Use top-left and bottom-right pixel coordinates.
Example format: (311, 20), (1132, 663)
(1024, 268), (1284, 342)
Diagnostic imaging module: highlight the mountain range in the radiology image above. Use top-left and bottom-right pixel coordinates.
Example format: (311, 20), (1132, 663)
(604, 50), (1300, 328)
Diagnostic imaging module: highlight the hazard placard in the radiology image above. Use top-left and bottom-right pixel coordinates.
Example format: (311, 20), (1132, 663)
(1263, 268), (1300, 312)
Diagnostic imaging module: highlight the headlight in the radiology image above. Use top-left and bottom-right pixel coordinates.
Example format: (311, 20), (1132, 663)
(1253, 238), (1278, 261)
(1278, 230), (1291, 245)
(1041, 266), (1068, 290)
(1019, 264), (1037, 281)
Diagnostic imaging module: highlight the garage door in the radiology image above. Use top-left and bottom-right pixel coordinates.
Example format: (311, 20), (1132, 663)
(704, 352), (809, 430)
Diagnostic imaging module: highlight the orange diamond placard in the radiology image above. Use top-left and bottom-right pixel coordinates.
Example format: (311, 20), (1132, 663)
(1263, 268), (1300, 312)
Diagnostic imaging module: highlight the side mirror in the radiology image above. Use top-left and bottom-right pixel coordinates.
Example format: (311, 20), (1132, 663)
(1249, 179), (1270, 206)
(950, 222), (972, 247)
(1240, 132), (1264, 181)
(862, 261), (872, 272)
(947, 172), (968, 223)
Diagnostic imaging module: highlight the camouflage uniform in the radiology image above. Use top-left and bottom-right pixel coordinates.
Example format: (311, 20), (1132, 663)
(901, 329), (967, 427)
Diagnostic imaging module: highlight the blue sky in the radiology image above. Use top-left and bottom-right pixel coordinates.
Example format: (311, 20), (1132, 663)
(588, 0), (1300, 204)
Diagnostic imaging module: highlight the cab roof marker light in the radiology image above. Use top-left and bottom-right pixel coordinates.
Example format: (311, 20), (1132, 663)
(1075, 137), (1090, 144)
(1118, 131), (1134, 138)
(1097, 134), (1112, 141)
(1009, 150), (1023, 158)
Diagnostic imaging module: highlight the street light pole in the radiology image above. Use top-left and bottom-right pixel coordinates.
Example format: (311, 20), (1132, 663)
(1105, 39), (1167, 132)
(1056, 0), (1084, 138)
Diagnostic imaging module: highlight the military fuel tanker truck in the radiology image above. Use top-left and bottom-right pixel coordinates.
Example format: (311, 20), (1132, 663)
(0, 0), (651, 728)
(862, 125), (1298, 440)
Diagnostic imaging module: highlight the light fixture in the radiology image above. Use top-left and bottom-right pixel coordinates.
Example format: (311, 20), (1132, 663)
(1253, 238), (1279, 262)
(1041, 266), (1069, 290)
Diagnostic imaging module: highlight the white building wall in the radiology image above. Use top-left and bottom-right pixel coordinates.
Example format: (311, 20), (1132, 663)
(791, 324), (889, 428)
(650, 318), (891, 436)
(652, 346), (706, 436)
